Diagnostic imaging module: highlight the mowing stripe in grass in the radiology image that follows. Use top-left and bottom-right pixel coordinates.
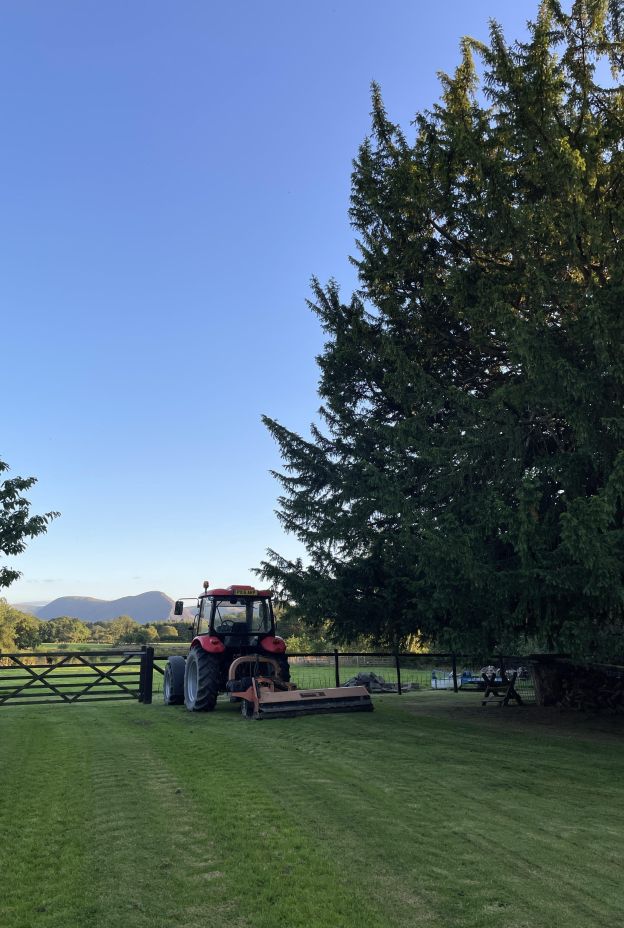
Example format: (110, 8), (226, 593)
(1, 694), (623, 928)
(0, 713), (94, 926)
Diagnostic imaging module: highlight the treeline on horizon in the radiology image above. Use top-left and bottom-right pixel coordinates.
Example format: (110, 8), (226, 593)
(0, 601), (192, 651)
(0, 599), (403, 655)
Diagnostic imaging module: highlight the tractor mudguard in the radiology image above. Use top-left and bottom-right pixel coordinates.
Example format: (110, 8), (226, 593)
(259, 635), (286, 654)
(191, 634), (226, 654)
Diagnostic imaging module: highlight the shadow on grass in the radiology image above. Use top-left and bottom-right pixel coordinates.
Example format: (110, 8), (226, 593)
(392, 689), (624, 743)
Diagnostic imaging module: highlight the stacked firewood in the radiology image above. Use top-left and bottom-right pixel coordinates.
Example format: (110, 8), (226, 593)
(558, 664), (624, 713)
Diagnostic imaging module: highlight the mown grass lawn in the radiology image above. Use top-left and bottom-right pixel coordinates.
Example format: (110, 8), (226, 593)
(0, 693), (622, 928)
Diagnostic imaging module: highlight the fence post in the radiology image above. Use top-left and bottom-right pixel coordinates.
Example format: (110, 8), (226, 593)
(395, 653), (402, 695)
(334, 649), (340, 688)
(143, 646), (154, 704)
(138, 645), (146, 702)
(451, 653), (458, 693)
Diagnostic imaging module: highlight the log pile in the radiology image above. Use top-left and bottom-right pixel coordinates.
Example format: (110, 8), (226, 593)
(342, 671), (419, 693)
(558, 665), (624, 713)
(531, 656), (624, 713)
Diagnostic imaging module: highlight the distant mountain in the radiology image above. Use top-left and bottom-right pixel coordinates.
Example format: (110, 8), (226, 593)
(35, 591), (181, 624)
(10, 601), (49, 616)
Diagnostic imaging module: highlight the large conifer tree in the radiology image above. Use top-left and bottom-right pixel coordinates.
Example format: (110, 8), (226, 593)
(262, 1), (624, 656)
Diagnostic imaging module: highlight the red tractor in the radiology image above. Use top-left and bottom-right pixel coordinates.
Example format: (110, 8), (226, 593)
(164, 583), (289, 711)
(163, 582), (372, 719)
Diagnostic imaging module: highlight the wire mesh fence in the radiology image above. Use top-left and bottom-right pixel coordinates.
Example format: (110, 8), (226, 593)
(453, 656), (536, 703)
(280, 652), (537, 702)
(285, 653), (454, 693)
(152, 649), (537, 703)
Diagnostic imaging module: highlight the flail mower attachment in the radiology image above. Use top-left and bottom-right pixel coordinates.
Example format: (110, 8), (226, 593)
(226, 656), (373, 720)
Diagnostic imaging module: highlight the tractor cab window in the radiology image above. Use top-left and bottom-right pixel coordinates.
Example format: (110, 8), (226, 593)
(197, 597), (211, 635)
(212, 598), (272, 635)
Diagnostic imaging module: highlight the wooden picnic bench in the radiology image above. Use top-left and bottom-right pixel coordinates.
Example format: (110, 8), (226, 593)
(481, 670), (523, 707)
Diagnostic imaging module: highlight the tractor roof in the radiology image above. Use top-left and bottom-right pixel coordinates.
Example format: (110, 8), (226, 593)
(203, 584), (272, 598)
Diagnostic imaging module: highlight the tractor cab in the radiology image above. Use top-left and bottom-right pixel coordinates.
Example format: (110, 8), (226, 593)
(198, 587), (275, 646)
(175, 584), (283, 654)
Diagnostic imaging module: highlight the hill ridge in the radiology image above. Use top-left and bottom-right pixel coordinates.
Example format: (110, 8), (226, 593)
(33, 591), (179, 624)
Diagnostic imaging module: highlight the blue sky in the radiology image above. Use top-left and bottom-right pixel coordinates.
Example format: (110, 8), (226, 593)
(2, 0), (538, 603)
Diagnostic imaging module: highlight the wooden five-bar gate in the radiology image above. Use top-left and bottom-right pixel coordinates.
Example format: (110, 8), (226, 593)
(0, 647), (155, 706)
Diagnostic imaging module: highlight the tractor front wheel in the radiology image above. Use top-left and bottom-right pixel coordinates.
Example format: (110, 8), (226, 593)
(184, 648), (219, 712)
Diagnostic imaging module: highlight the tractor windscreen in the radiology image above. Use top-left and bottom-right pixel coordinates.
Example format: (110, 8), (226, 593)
(213, 598), (272, 635)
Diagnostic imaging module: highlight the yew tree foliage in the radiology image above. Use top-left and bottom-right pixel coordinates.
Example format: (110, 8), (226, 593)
(0, 458), (58, 590)
(262, 1), (624, 655)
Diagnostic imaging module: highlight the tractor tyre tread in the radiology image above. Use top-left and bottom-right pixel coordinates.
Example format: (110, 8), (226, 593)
(185, 648), (220, 712)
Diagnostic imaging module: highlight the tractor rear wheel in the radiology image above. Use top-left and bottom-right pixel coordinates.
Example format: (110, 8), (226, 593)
(163, 656), (186, 705)
(184, 648), (219, 711)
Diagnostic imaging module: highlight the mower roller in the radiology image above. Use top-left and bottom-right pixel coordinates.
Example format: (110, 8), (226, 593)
(164, 582), (374, 720)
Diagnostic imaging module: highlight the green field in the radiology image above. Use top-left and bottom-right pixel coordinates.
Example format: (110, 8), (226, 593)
(1, 694), (622, 928)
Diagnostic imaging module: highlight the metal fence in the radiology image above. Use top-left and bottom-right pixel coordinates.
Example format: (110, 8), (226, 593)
(281, 652), (535, 703)
(0, 649), (153, 706)
(150, 649), (536, 703)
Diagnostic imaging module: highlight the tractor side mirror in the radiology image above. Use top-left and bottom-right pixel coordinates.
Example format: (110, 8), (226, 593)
(174, 600), (184, 616)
